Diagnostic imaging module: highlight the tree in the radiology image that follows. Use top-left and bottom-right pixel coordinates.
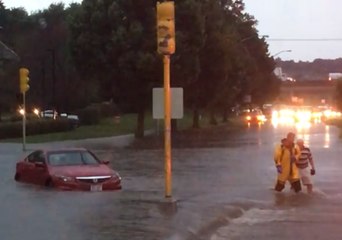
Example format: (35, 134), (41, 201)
(0, 7), (30, 118)
(172, 0), (205, 128)
(336, 80), (342, 111)
(69, 0), (160, 138)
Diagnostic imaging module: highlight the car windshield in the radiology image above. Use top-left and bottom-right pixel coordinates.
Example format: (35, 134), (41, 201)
(47, 151), (100, 166)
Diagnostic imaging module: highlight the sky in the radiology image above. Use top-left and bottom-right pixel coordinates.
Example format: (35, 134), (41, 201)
(244, 0), (342, 61)
(3, 0), (342, 62)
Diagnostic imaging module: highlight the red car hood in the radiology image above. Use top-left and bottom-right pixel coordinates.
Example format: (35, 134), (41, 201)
(48, 164), (115, 177)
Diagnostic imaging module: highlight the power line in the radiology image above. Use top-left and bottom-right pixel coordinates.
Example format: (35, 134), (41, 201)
(268, 38), (342, 42)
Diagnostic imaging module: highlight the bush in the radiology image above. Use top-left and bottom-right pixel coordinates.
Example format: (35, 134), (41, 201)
(0, 122), (21, 139)
(74, 106), (101, 125)
(90, 102), (121, 118)
(10, 115), (22, 122)
(9, 114), (39, 122)
(0, 119), (74, 139)
(72, 102), (120, 126)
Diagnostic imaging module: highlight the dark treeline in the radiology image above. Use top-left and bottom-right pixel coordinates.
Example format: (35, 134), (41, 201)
(0, 0), (278, 136)
(277, 58), (342, 81)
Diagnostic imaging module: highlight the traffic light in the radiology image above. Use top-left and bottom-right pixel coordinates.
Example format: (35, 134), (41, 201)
(157, 1), (175, 55)
(19, 68), (29, 93)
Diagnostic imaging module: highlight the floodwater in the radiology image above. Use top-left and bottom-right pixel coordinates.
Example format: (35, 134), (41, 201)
(0, 122), (341, 240)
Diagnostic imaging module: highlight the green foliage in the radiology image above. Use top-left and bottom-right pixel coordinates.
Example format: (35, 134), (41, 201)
(1, 0), (277, 135)
(277, 58), (342, 81)
(0, 119), (73, 139)
(74, 105), (101, 125)
(73, 102), (121, 127)
(89, 102), (120, 118)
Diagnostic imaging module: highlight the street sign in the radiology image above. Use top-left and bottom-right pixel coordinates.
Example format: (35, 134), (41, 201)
(153, 87), (183, 119)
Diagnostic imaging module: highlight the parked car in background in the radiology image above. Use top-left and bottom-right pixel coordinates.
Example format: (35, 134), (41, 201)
(40, 109), (58, 119)
(60, 113), (80, 128)
(14, 148), (122, 191)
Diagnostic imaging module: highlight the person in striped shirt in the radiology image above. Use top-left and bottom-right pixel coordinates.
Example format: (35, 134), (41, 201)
(296, 139), (316, 193)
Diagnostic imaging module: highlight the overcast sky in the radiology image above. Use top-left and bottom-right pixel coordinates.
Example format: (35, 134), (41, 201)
(3, 0), (342, 62)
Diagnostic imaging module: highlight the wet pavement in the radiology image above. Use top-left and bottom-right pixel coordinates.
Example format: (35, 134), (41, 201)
(1, 122), (342, 239)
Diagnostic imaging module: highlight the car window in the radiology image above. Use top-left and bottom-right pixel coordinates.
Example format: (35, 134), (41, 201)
(82, 151), (100, 165)
(48, 151), (100, 166)
(27, 151), (45, 163)
(36, 152), (46, 163)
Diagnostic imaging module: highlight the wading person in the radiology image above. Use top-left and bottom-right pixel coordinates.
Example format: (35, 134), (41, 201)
(273, 132), (302, 192)
(296, 139), (316, 193)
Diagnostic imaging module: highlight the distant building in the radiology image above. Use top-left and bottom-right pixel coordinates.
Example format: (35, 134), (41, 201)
(274, 67), (286, 81)
(274, 67), (295, 82)
(328, 73), (342, 81)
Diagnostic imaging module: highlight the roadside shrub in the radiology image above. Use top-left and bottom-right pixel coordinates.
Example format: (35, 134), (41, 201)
(90, 102), (121, 118)
(72, 102), (120, 126)
(0, 119), (74, 139)
(9, 114), (39, 122)
(0, 122), (21, 139)
(26, 119), (74, 135)
(10, 115), (22, 122)
(74, 106), (101, 125)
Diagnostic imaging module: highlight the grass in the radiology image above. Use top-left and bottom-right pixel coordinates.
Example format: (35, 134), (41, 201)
(3, 114), (154, 143)
(2, 112), (243, 143)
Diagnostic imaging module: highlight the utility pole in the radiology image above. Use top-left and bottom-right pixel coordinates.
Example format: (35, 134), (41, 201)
(19, 68), (30, 151)
(157, 1), (176, 199)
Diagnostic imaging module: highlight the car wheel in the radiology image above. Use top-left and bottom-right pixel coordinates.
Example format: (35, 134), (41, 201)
(14, 173), (20, 181)
(45, 178), (54, 188)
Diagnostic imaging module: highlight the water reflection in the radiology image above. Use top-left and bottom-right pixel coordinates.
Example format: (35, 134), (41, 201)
(324, 125), (330, 148)
(296, 122), (311, 146)
(270, 114), (333, 149)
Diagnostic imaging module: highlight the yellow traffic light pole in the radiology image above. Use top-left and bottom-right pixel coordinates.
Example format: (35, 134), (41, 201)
(157, 1), (175, 198)
(19, 67), (29, 151)
(163, 54), (172, 198)
(22, 92), (26, 151)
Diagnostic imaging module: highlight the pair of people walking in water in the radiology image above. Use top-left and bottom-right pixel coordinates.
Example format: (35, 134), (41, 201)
(274, 132), (316, 193)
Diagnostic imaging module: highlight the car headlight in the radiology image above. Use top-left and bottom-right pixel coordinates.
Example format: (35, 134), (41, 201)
(112, 172), (121, 181)
(54, 175), (74, 182)
(257, 115), (266, 121)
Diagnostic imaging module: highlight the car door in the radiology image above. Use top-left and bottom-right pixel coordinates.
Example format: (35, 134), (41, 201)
(21, 151), (40, 183)
(31, 151), (49, 185)
(22, 151), (47, 185)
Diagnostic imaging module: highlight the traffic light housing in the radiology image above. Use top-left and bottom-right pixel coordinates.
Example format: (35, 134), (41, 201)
(19, 68), (29, 93)
(157, 1), (175, 55)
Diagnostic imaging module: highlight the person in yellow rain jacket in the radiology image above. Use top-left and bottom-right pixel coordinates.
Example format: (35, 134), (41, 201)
(274, 132), (302, 192)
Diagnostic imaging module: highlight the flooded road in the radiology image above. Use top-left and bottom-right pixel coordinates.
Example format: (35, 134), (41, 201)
(0, 122), (341, 239)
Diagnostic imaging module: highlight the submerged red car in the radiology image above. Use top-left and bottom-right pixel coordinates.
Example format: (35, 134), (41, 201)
(14, 148), (121, 191)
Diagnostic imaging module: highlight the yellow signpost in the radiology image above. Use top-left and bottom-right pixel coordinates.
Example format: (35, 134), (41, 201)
(19, 67), (30, 151)
(157, 1), (175, 198)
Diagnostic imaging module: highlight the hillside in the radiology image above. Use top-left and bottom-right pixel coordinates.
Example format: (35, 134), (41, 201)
(276, 58), (342, 81)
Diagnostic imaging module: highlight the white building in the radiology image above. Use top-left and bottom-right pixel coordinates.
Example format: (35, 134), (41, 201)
(328, 73), (342, 81)
(274, 67), (295, 82)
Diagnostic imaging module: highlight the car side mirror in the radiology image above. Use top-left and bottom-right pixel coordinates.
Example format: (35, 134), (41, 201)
(35, 162), (45, 168)
(101, 160), (110, 165)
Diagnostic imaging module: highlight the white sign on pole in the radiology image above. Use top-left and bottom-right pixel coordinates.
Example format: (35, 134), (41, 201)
(153, 87), (184, 119)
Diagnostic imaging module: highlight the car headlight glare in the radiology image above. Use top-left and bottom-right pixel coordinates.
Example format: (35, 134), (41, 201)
(54, 175), (74, 182)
